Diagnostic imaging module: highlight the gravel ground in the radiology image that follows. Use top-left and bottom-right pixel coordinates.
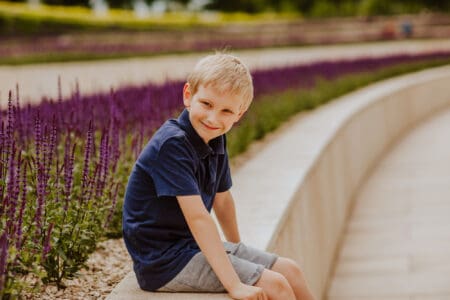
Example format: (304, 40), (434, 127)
(24, 239), (132, 300)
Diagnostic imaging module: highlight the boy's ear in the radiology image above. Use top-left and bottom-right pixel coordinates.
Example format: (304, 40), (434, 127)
(235, 109), (247, 122)
(183, 83), (191, 109)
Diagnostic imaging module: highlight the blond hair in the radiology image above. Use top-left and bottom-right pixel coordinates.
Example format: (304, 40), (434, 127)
(187, 53), (254, 112)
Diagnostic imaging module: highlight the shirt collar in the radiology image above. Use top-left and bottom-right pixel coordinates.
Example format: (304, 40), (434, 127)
(178, 109), (225, 158)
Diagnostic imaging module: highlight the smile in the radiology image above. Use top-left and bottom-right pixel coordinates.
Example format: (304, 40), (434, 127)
(201, 122), (220, 130)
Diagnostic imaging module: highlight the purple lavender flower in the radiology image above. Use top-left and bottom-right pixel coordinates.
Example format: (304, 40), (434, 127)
(0, 231), (8, 293)
(14, 84), (25, 147)
(96, 131), (110, 197)
(109, 119), (120, 173)
(4, 92), (14, 165)
(5, 142), (19, 243)
(33, 112), (48, 241)
(34, 195), (44, 243)
(15, 161), (27, 251)
(44, 116), (57, 184)
(63, 140), (76, 211)
(34, 113), (42, 170)
(104, 182), (120, 228)
(86, 164), (100, 204)
(81, 121), (93, 204)
(42, 223), (54, 261)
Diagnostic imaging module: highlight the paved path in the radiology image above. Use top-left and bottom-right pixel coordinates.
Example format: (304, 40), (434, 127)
(327, 106), (450, 299)
(1, 39), (450, 107)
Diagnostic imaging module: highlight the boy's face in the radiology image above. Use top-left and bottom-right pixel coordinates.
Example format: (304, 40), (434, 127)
(183, 83), (245, 144)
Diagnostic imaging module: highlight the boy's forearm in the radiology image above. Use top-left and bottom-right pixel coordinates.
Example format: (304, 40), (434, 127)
(214, 193), (241, 243)
(188, 213), (241, 291)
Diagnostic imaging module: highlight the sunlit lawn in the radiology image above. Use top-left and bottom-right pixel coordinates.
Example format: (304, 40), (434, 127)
(0, 0), (300, 29)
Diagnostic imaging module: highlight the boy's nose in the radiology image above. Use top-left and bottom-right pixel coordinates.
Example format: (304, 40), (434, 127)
(206, 111), (219, 124)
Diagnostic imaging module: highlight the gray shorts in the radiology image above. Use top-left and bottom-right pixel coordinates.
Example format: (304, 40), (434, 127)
(157, 241), (278, 292)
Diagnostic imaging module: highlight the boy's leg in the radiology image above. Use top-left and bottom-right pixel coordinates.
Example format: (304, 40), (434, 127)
(271, 257), (315, 300)
(157, 242), (314, 299)
(253, 269), (296, 300)
(157, 242), (278, 293)
(223, 242), (312, 300)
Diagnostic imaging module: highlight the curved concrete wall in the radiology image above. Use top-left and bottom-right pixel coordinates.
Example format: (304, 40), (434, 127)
(261, 65), (450, 299)
(108, 65), (450, 300)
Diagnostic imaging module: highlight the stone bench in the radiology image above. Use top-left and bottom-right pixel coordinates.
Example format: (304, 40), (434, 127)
(107, 65), (450, 300)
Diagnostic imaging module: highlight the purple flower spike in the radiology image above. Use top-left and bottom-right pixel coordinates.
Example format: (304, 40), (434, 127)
(6, 141), (19, 241)
(86, 163), (100, 204)
(42, 223), (54, 261)
(63, 140), (76, 211)
(5, 91), (14, 161)
(45, 116), (57, 184)
(96, 131), (109, 197)
(105, 182), (120, 228)
(16, 161), (27, 251)
(81, 121), (94, 203)
(15, 85), (24, 146)
(34, 113), (42, 169)
(0, 231), (8, 292)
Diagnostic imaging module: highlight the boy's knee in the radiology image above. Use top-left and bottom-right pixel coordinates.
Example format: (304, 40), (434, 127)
(274, 257), (303, 275)
(284, 258), (303, 276)
(256, 269), (296, 299)
(269, 271), (292, 294)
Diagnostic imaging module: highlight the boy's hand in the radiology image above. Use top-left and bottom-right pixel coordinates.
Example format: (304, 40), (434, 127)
(177, 195), (262, 298)
(228, 283), (267, 300)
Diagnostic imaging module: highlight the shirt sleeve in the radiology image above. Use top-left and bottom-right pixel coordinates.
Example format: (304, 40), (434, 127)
(217, 151), (232, 193)
(150, 137), (200, 197)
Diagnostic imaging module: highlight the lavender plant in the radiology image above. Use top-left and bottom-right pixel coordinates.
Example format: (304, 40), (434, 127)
(0, 91), (121, 295)
(0, 92), (42, 298)
(37, 119), (121, 287)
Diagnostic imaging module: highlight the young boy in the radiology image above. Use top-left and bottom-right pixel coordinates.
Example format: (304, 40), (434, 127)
(123, 53), (315, 300)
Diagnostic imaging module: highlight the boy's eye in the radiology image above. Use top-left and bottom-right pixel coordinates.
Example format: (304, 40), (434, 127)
(201, 101), (211, 107)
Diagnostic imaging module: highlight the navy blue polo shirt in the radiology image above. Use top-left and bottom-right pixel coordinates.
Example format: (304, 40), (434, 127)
(122, 109), (232, 291)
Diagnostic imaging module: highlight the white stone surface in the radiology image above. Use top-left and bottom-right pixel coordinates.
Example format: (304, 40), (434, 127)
(327, 106), (450, 299)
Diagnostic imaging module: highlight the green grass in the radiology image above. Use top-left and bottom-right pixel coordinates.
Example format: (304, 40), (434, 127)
(0, 0), (300, 33)
(226, 59), (450, 158)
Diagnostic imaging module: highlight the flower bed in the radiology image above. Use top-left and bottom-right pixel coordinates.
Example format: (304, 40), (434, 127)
(1, 52), (450, 298)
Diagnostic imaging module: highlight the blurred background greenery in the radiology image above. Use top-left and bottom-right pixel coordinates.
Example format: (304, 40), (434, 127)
(0, 0), (449, 64)
(2, 0), (449, 15)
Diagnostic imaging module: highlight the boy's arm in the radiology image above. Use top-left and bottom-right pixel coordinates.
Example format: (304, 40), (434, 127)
(177, 195), (264, 299)
(213, 190), (241, 243)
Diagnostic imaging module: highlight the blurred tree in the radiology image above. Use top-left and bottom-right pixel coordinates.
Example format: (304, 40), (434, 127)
(297, 0), (315, 13)
(106, 0), (128, 8)
(1, 0), (449, 13)
(358, 0), (393, 15)
(42, 0), (90, 6)
(38, 0), (152, 8)
(205, 0), (266, 13)
(418, 0), (450, 10)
